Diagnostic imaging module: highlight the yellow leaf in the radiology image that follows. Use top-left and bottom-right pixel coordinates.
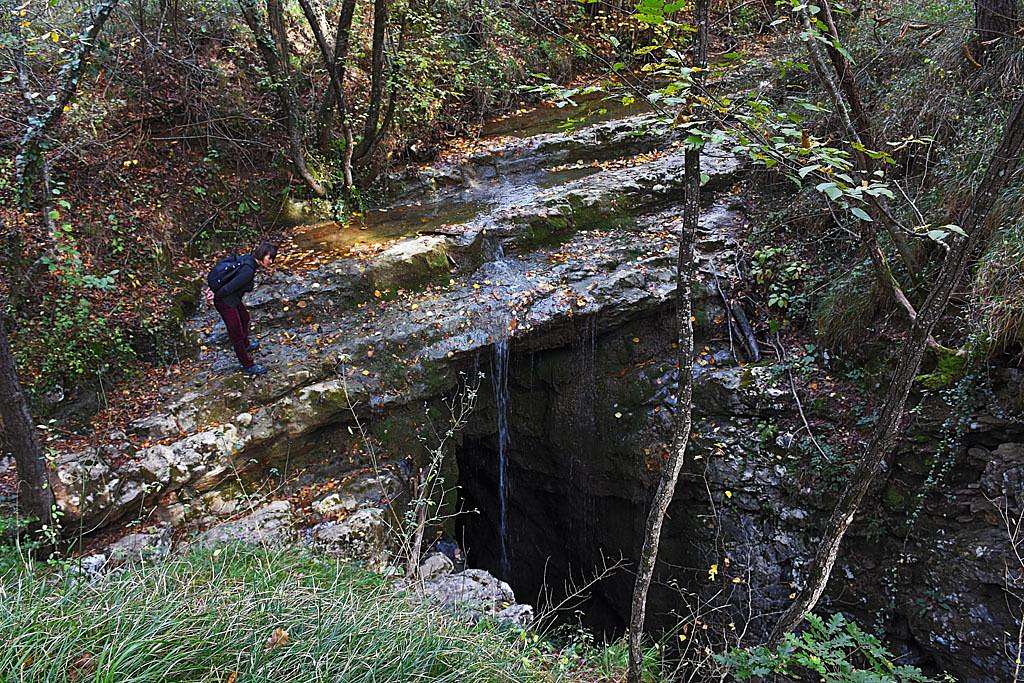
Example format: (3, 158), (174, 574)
(725, 490), (732, 498)
(708, 563), (718, 580)
(51, 31), (60, 42)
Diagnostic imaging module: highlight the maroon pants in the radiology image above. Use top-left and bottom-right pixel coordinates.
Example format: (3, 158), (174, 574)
(214, 300), (253, 367)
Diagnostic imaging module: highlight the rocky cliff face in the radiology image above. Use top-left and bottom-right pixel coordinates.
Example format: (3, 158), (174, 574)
(53, 100), (1023, 681)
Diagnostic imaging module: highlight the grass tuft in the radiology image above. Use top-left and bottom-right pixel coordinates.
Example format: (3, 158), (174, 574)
(0, 545), (599, 682)
(815, 264), (885, 354)
(975, 215), (1024, 355)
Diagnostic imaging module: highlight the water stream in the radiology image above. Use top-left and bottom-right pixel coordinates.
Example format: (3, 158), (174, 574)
(491, 335), (511, 578)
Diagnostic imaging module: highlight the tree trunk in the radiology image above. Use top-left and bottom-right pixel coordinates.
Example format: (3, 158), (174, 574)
(768, 92), (1024, 644)
(975, 0), (1019, 58)
(352, 0), (389, 161)
(297, 0), (354, 191)
(626, 2), (707, 681)
(315, 0), (357, 153)
(238, 0), (326, 197)
(0, 310), (55, 534)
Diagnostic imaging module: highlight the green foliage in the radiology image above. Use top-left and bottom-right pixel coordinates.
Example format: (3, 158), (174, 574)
(390, 0), (542, 148)
(12, 293), (136, 405)
(718, 613), (936, 682)
(915, 349), (967, 390)
(0, 544), (609, 682)
(750, 245), (807, 315)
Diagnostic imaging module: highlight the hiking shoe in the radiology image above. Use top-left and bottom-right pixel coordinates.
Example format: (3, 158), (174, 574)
(242, 363), (268, 376)
(247, 339), (261, 352)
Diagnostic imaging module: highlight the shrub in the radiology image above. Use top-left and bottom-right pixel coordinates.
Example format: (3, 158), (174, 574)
(717, 613), (937, 682)
(12, 293), (137, 407)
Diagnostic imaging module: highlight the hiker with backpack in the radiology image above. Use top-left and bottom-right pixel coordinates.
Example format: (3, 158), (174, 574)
(204, 241), (278, 376)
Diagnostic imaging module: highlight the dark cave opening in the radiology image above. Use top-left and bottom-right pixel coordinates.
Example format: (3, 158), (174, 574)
(451, 316), (697, 638)
(455, 434), (638, 635)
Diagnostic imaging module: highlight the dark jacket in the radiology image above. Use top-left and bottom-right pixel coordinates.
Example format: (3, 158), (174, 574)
(213, 254), (258, 307)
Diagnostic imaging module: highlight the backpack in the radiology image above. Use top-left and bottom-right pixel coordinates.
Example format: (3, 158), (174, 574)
(207, 254), (242, 293)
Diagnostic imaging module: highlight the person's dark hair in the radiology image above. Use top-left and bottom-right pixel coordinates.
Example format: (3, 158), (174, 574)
(253, 241), (278, 263)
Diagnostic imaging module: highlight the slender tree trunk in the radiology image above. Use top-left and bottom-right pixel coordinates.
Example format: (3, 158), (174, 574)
(315, 0), (357, 153)
(238, 0), (326, 197)
(769, 92), (1024, 644)
(0, 309), (55, 534)
(626, 2), (706, 681)
(352, 0), (389, 161)
(13, 0), (121, 203)
(297, 0), (354, 192)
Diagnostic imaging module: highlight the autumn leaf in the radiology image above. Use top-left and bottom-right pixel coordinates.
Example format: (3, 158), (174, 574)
(708, 563), (718, 581)
(266, 627), (290, 650)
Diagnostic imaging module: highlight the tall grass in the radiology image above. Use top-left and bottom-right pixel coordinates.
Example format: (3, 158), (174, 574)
(976, 215), (1024, 355)
(0, 545), (560, 682)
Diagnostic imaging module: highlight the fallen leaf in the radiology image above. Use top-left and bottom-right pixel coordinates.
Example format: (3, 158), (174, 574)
(266, 627), (290, 650)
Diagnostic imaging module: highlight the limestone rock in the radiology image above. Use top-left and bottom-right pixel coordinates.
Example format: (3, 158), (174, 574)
(200, 500), (294, 547)
(411, 568), (516, 619)
(107, 528), (172, 565)
(496, 603), (534, 628)
(419, 552), (454, 581)
(370, 235), (451, 291)
(71, 554), (109, 582)
(308, 508), (388, 569)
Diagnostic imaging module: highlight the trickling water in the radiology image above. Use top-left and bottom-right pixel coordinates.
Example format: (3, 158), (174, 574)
(568, 317), (599, 550)
(491, 335), (511, 578)
(486, 236), (514, 577)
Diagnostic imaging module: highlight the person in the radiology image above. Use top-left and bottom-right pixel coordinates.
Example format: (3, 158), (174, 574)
(204, 241), (277, 376)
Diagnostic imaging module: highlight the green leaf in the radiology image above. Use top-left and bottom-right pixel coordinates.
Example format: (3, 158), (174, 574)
(798, 164), (820, 178)
(815, 182), (842, 201)
(850, 207), (872, 222)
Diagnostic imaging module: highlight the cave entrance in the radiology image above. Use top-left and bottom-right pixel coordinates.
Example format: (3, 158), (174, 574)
(450, 317), (693, 636)
(455, 435), (637, 635)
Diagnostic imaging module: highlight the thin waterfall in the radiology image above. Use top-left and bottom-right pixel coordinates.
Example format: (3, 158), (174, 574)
(488, 237), (514, 578)
(492, 334), (511, 578)
(567, 316), (599, 559)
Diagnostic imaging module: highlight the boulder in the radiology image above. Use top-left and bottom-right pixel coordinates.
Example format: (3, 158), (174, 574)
(200, 500), (294, 547)
(308, 508), (389, 569)
(409, 568), (516, 620)
(106, 528), (172, 565)
(419, 552), (454, 581)
(369, 235), (451, 292)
